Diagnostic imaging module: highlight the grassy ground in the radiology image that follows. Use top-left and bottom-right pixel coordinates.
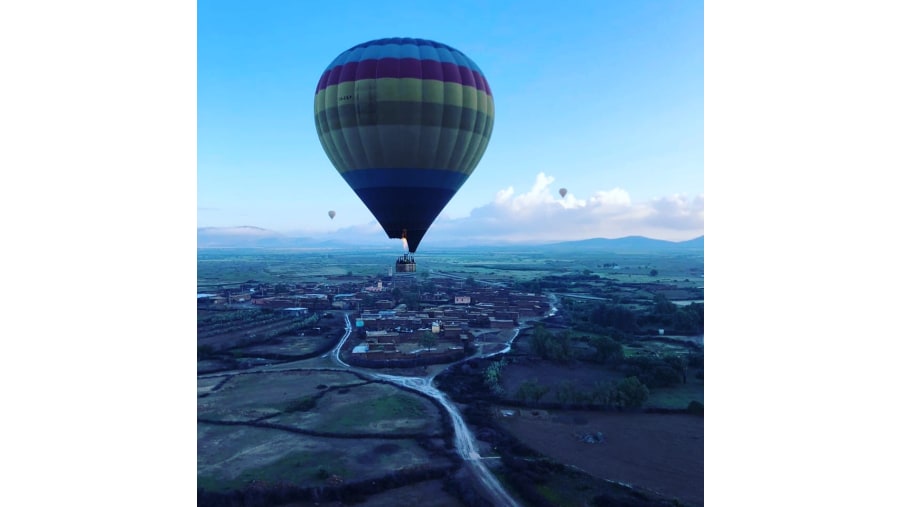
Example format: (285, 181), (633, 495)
(645, 372), (704, 410)
(496, 410), (704, 506)
(198, 248), (704, 289)
(197, 248), (703, 504)
(198, 370), (453, 496)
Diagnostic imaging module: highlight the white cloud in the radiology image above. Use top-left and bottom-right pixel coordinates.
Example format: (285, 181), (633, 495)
(430, 172), (704, 244)
(237, 172), (704, 247)
(494, 186), (515, 203)
(588, 188), (631, 207)
(484, 172), (555, 216)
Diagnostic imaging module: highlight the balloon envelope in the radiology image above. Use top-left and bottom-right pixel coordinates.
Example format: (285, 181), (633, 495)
(314, 37), (494, 252)
(328, 210), (336, 219)
(559, 188), (568, 198)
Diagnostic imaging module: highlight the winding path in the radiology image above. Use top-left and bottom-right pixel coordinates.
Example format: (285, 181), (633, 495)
(199, 304), (554, 506)
(330, 313), (521, 507)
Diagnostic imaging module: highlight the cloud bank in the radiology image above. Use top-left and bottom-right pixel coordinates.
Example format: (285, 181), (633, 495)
(210, 172), (704, 248)
(428, 172), (704, 244)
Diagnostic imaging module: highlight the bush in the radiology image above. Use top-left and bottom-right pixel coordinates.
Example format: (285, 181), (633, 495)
(616, 376), (649, 408)
(284, 396), (317, 413)
(687, 400), (704, 415)
(529, 325), (574, 362)
(198, 345), (216, 359)
(483, 358), (507, 396)
(516, 379), (549, 404)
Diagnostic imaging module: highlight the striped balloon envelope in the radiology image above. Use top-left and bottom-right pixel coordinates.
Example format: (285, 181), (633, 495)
(314, 37), (494, 253)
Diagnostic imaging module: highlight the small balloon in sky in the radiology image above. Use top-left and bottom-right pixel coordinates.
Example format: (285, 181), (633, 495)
(328, 210), (336, 220)
(559, 188), (568, 198)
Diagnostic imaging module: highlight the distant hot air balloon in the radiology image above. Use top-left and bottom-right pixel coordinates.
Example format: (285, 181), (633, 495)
(328, 210), (336, 220)
(559, 188), (568, 198)
(314, 37), (495, 253)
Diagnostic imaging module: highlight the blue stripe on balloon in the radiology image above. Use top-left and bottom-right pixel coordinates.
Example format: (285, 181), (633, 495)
(340, 167), (471, 190)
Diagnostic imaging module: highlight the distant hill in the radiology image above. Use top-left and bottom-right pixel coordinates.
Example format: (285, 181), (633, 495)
(538, 235), (704, 252)
(197, 226), (321, 249)
(198, 226), (703, 253)
(197, 226), (397, 250)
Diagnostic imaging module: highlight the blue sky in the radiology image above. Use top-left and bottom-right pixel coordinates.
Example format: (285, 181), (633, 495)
(198, 0), (704, 245)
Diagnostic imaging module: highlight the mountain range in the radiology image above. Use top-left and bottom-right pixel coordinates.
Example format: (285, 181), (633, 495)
(197, 226), (703, 253)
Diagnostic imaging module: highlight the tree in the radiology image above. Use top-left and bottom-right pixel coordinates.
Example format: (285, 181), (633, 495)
(654, 293), (677, 315)
(590, 380), (618, 406)
(551, 330), (574, 362)
(588, 336), (624, 364)
(401, 291), (421, 311)
(649, 269), (658, 276)
(623, 356), (682, 388)
(555, 380), (577, 406)
(528, 324), (552, 358)
(590, 303), (638, 333)
(419, 330), (437, 351)
(672, 303), (704, 334)
(197, 345), (215, 360)
(663, 353), (689, 384)
(687, 352), (704, 369)
(516, 379), (549, 404)
(616, 376), (649, 408)
(528, 325), (574, 362)
(483, 359), (506, 396)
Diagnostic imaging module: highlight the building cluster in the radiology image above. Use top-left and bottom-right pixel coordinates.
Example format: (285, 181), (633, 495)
(198, 272), (550, 362)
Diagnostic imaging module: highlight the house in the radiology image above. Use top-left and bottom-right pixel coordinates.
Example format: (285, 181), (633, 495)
(333, 293), (360, 309)
(297, 293), (330, 310)
(489, 318), (516, 329)
(279, 307), (309, 317)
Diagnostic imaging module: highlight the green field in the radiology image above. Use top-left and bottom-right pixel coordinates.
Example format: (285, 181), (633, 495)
(198, 246), (703, 505)
(198, 370), (451, 495)
(198, 247), (704, 290)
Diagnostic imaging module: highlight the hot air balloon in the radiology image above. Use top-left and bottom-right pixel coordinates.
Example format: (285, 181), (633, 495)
(328, 210), (336, 220)
(314, 37), (494, 253)
(559, 188), (568, 198)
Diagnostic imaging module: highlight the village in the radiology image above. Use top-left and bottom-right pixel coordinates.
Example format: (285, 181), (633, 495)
(198, 269), (552, 366)
(196, 250), (704, 506)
